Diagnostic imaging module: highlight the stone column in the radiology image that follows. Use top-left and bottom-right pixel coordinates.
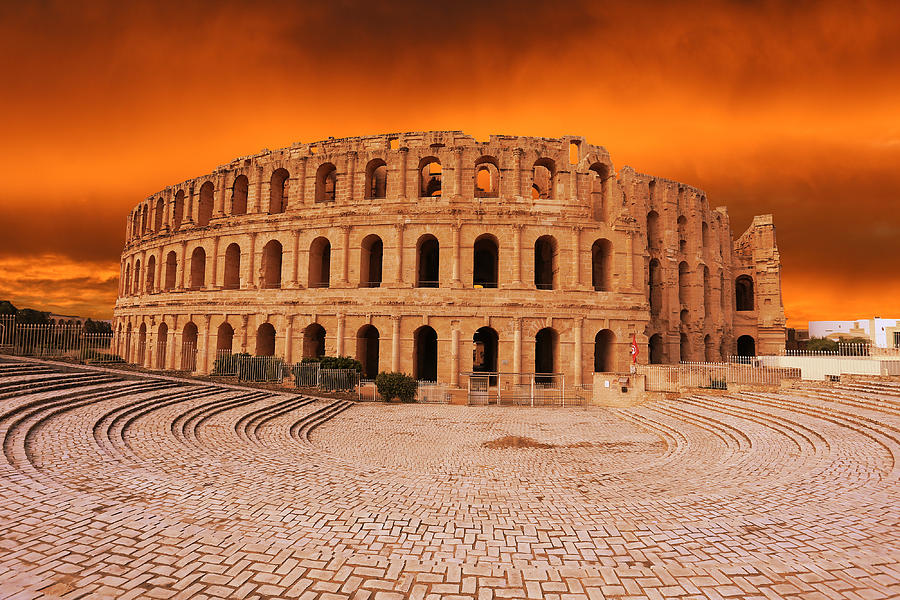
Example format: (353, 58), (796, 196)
(573, 318), (583, 386)
(251, 165), (263, 213)
(451, 222), (461, 287)
(346, 151), (357, 201)
(141, 249), (147, 294)
(450, 328), (460, 387)
(391, 316), (401, 372)
(284, 314), (294, 363)
(168, 315), (179, 370)
(297, 156), (308, 205)
(178, 241), (187, 290)
(247, 232), (257, 289)
(240, 314), (249, 353)
(155, 251), (162, 293)
(215, 172), (226, 218)
(200, 314), (211, 373)
(340, 225), (350, 285)
(210, 236), (219, 289)
(572, 226), (582, 288)
(398, 147), (409, 200)
(394, 223), (405, 286)
(513, 148), (523, 197)
(513, 224), (523, 286)
(625, 230), (635, 291)
(290, 230), (300, 288)
(513, 318), (522, 374)
(185, 186), (194, 224)
(453, 146), (464, 197)
(336, 313), (345, 356)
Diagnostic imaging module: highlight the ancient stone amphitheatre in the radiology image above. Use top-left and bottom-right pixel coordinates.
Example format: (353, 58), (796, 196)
(1, 357), (897, 599)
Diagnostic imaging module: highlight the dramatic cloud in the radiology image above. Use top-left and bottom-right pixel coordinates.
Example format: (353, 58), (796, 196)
(0, 0), (897, 323)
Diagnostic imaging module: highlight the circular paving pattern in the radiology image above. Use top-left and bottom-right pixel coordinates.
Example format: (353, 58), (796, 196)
(0, 357), (898, 599)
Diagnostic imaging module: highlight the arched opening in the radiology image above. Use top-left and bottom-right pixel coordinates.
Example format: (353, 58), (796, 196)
(141, 206), (148, 234)
(132, 213), (140, 239)
(473, 326), (498, 377)
(677, 215), (687, 254)
(223, 243), (241, 289)
(531, 158), (555, 199)
(649, 333), (664, 364)
(735, 275), (754, 311)
(591, 238), (612, 291)
(133, 259), (141, 295)
(473, 234), (498, 288)
(419, 157), (441, 197)
(302, 324), (326, 359)
(648, 258), (662, 316)
(737, 335), (756, 357)
(269, 168), (289, 213)
(535, 327), (558, 380)
(182, 322), (198, 371)
(589, 162), (609, 220)
(701, 221), (709, 249)
(704, 334), (715, 362)
(308, 237), (331, 288)
(232, 175), (249, 215)
(256, 323), (276, 356)
(157, 322), (168, 369)
(197, 181), (214, 226)
(680, 333), (690, 362)
(164, 251), (177, 291)
(154, 198), (164, 231)
(217, 322), (234, 352)
(646, 210), (660, 252)
(416, 235), (439, 288)
(474, 157), (499, 198)
(678, 261), (689, 304)
(359, 234), (383, 288)
(703, 266), (711, 318)
(124, 263), (131, 297)
(146, 255), (156, 293)
(365, 159), (387, 199)
(594, 329), (616, 372)
(534, 235), (558, 290)
(261, 239), (283, 289)
(173, 190), (184, 231)
(413, 326), (438, 381)
(190, 247), (206, 290)
(315, 163), (336, 203)
(356, 325), (380, 379)
(137, 323), (147, 365)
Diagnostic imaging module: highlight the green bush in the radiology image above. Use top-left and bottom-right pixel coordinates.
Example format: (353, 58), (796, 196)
(806, 338), (838, 353)
(300, 355), (362, 372)
(213, 352), (246, 375)
(375, 371), (417, 403)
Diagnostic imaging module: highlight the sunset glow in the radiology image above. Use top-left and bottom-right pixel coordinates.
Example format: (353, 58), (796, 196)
(1, 0), (897, 324)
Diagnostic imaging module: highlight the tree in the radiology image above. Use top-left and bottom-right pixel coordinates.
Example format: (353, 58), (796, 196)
(0, 300), (16, 315)
(16, 308), (49, 324)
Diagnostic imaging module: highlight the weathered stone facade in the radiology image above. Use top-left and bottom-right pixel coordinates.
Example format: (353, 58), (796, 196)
(112, 131), (786, 383)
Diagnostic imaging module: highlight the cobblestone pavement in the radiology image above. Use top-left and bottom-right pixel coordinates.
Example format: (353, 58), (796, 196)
(0, 358), (898, 599)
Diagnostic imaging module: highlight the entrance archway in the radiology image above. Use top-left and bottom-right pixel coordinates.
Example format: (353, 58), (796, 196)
(737, 335), (756, 357)
(414, 326), (438, 381)
(356, 325), (380, 379)
(594, 329), (615, 372)
(303, 324), (326, 359)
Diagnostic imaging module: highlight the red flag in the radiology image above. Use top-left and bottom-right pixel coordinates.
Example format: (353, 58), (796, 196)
(630, 334), (639, 364)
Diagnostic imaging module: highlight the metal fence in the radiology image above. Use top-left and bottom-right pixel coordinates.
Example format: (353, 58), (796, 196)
(0, 317), (119, 363)
(462, 372), (571, 406)
(319, 368), (359, 391)
(416, 380), (451, 403)
(757, 354), (900, 381)
(782, 342), (900, 357)
(638, 359), (801, 392)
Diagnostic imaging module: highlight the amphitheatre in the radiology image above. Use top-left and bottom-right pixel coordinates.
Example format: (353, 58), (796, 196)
(0, 132), (897, 599)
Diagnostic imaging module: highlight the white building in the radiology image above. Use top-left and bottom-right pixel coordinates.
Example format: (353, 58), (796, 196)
(809, 317), (900, 348)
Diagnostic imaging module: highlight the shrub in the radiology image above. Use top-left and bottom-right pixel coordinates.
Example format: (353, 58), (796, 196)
(375, 371), (417, 403)
(300, 355), (362, 372)
(213, 352), (246, 375)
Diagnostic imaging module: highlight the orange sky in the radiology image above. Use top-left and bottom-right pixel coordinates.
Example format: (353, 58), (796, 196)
(0, 0), (898, 325)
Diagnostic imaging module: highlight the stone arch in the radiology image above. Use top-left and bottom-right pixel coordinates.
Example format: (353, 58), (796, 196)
(132, 212), (140, 239)
(124, 263), (132, 297)
(190, 247), (206, 290)
(646, 210), (660, 252)
(419, 157), (441, 197)
(261, 239), (283, 289)
(413, 325), (438, 381)
(154, 198), (164, 231)
(591, 238), (612, 291)
(737, 335), (756, 357)
(531, 158), (555, 199)
(145, 255), (156, 293)
(270, 168), (289, 213)
(704, 334), (715, 362)
(416, 234), (440, 288)
(473, 326), (499, 375)
(133, 258), (142, 295)
(473, 233), (499, 288)
(678, 261), (689, 304)
(735, 275), (754, 311)
(141, 205), (148, 234)
(534, 235), (558, 290)
(649, 333), (664, 364)
(648, 258), (662, 316)
(164, 251), (177, 291)
(232, 174), (249, 215)
(680, 332), (690, 362)
(356, 324), (380, 379)
(702, 221), (710, 249)
(589, 162), (610, 220)
(125, 321), (132, 363)
(308, 237), (331, 288)
(474, 156), (499, 198)
(314, 163), (336, 203)
(173, 190), (184, 230)
(137, 322), (147, 365)
(302, 323), (326, 359)
(256, 323), (276, 356)
(365, 159), (387, 199)
(535, 327), (558, 376)
(182, 322), (198, 371)
(217, 321), (234, 352)
(224, 243), (241, 289)
(157, 322), (168, 369)
(197, 181), (214, 226)
(594, 329), (616, 372)
(677, 215), (687, 253)
(359, 234), (383, 288)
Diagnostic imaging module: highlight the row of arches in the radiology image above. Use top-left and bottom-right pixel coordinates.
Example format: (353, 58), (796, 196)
(646, 210), (718, 255)
(647, 259), (754, 317)
(646, 333), (756, 363)
(130, 156), (615, 241)
(122, 233), (615, 296)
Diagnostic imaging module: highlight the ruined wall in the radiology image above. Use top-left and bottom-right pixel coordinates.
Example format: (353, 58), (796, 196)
(113, 131), (786, 381)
